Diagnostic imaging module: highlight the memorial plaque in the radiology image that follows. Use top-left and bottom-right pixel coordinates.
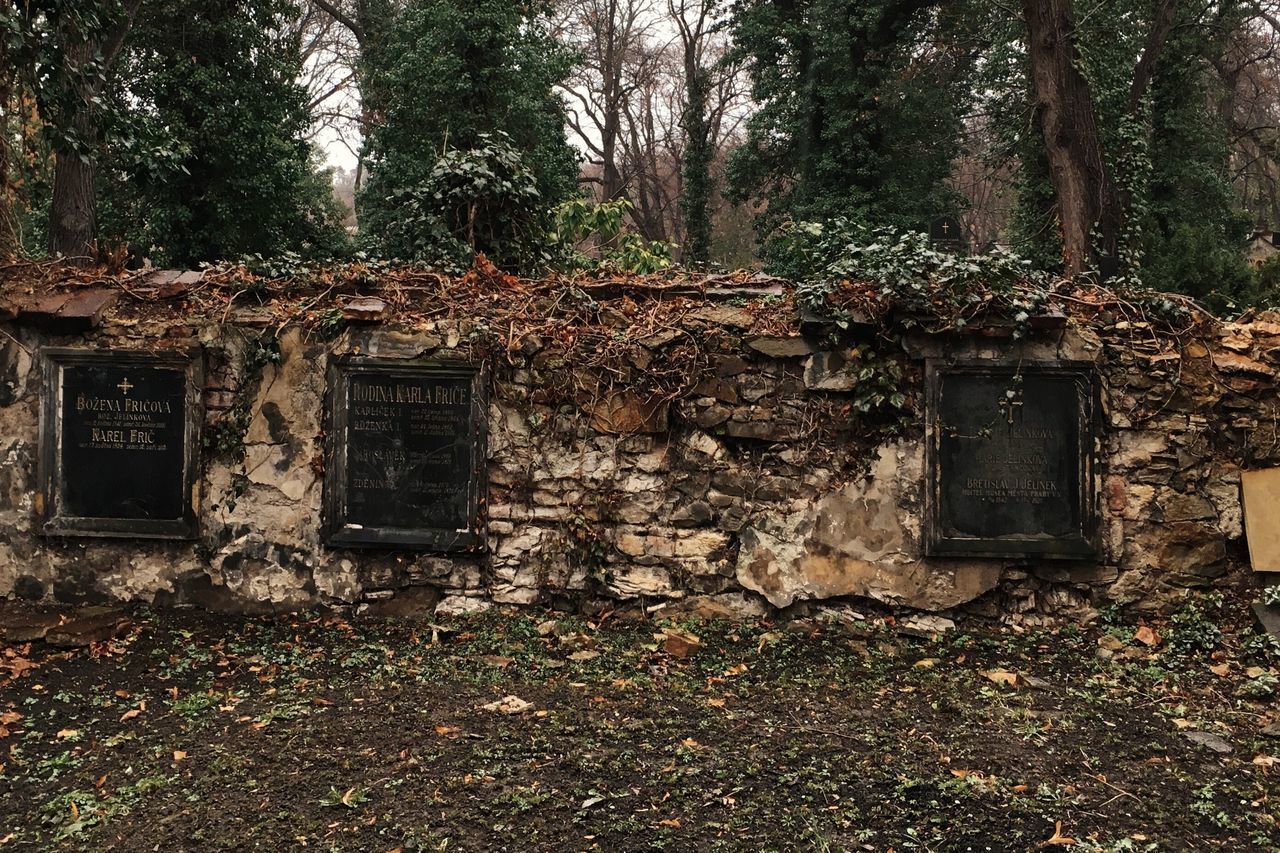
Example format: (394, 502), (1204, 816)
(928, 215), (967, 254)
(925, 361), (1098, 558)
(325, 357), (486, 550)
(39, 348), (202, 538)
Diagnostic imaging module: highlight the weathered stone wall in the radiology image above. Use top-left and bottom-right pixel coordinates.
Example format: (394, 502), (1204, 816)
(1, 299), (1276, 624)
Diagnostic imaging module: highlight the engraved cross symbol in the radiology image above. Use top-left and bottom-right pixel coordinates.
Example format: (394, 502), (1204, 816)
(117, 378), (134, 395)
(998, 396), (1022, 424)
(941, 221), (950, 235)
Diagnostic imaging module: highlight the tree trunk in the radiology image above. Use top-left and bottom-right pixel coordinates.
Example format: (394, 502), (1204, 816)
(49, 151), (97, 260)
(48, 37), (99, 261)
(1022, 0), (1119, 275)
(680, 66), (713, 265)
(0, 37), (17, 256)
(46, 1), (142, 261)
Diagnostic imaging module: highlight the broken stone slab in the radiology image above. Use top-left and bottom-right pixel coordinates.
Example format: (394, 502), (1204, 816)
(14, 288), (118, 333)
(1254, 602), (1280, 643)
(638, 328), (683, 350)
(1212, 351), (1275, 378)
(44, 607), (132, 648)
(0, 608), (66, 643)
(798, 305), (875, 336)
(143, 269), (203, 299)
(747, 335), (815, 358)
(341, 296), (390, 322)
(587, 390), (670, 434)
(671, 501), (713, 528)
(804, 351), (859, 391)
(686, 304), (754, 329)
(1181, 730), (1233, 754)
(897, 614), (956, 638)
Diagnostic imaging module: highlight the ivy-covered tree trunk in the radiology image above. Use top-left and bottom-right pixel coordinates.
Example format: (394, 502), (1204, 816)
(680, 65), (713, 266)
(0, 35), (16, 256)
(1022, 0), (1120, 275)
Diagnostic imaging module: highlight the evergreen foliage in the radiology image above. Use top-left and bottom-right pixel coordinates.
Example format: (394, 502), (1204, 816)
(99, 0), (345, 265)
(356, 0), (579, 269)
(724, 0), (970, 239)
(994, 0), (1255, 303)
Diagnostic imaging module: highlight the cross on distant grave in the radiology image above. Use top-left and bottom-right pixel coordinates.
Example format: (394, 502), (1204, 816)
(941, 221), (950, 236)
(117, 377), (134, 395)
(998, 395), (1023, 424)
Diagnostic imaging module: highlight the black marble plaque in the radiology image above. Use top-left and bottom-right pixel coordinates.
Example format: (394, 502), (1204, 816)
(39, 349), (202, 538)
(325, 358), (485, 550)
(925, 361), (1098, 558)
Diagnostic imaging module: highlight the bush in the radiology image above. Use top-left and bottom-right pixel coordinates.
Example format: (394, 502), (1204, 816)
(550, 199), (674, 274)
(364, 132), (546, 272)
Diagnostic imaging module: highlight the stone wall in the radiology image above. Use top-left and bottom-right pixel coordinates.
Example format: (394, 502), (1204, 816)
(1, 294), (1277, 624)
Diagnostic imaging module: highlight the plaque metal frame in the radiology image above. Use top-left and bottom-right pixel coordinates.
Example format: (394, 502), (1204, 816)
(324, 356), (487, 551)
(38, 347), (203, 539)
(924, 359), (1099, 560)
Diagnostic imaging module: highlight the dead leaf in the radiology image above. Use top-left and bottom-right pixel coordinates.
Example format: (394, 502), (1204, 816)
(120, 708), (142, 722)
(0, 712), (22, 726)
(567, 650), (600, 662)
(173, 750), (187, 762)
(1040, 820), (1076, 847)
(981, 669), (1022, 688)
(723, 663), (748, 677)
(478, 655), (513, 668)
(1208, 663), (1231, 678)
(658, 818), (681, 828)
(56, 728), (79, 739)
(0, 657), (36, 679)
(1134, 625), (1160, 647)
(707, 698), (726, 708)
(914, 658), (938, 669)
(1253, 754), (1278, 767)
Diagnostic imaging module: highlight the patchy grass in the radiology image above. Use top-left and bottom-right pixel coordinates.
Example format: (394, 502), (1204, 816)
(1, 602), (1278, 851)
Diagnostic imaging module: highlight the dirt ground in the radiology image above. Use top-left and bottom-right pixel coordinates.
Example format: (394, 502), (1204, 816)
(1, 597), (1278, 852)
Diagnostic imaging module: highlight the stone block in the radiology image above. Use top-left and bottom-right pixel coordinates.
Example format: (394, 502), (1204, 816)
(673, 529), (731, 557)
(748, 336), (815, 358)
(804, 352), (859, 391)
